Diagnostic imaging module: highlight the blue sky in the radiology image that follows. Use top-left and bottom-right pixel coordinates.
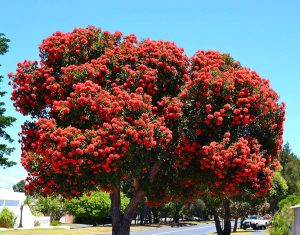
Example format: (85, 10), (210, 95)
(0, 0), (299, 189)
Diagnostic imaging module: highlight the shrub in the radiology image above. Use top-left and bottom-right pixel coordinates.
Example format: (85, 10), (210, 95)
(34, 220), (41, 227)
(278, 195), (300, 209)
(35, 196), (66, 221)
(65, 191), (129, 226)
(0, 207), (17, 228)
(269, 204), (293, 235)
(50, 220), (61, 226)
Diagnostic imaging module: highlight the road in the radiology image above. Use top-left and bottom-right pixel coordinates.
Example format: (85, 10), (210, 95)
(131, 223), (217, 235)
(90, 223), (267, 235)
(130, 223), (267, 235)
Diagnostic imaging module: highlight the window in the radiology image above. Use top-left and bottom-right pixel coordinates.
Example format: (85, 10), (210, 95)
(4, 200), (19, 206)
(0, 200), (4, 206)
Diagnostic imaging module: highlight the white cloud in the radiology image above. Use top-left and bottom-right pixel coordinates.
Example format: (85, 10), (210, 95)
(0, 173), (25, 190)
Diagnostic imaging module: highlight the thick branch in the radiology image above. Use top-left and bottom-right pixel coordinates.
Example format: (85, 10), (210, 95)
(149, 160), (162, 183)
(123, 189), (146, 226)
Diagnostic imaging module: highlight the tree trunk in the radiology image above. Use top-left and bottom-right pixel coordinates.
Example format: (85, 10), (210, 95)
(173, 203), (179, 224)
(240, 217), (245, 229)
(233, 218), (238, 232)
(152, 209), (160, 224)
(140, 203), (145, 225)
(223, 199), (231, 235)
(270, 202), (277, 215)
(148, 208), (152, 224)
(111, 185), (145, 235)
(212, 208), (223, 235)
(111, 160), (161, 234)
(207, 199), (231, 235)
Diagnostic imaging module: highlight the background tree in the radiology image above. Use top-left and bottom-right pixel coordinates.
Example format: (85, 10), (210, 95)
(279, 143), (300, 195)
(152, 202), (175, 223)
(34, 195), (66, 221)
(183, 199), (209, 221)
(268, 171), (288, 214)
(0, 33), (16, 168)
(13, 180), (25, 192)
(230, 200), (251, 232)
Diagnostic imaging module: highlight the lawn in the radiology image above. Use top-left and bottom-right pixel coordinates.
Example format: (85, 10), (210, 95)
(0, 225), (163, 235)
(209, 228), (270, 235)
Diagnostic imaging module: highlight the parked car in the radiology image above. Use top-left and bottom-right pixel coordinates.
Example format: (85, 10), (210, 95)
(242, 215), (269, 230)
(250, 217), (269, 230)
(184, 215), (195, 221)
(242, 220), (251, 230)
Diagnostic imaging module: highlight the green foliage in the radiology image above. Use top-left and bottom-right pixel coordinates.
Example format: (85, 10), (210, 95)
(0, 33), (10, 55)
(269, 172), (288, 202)
(50, 220), (61, 226)
(230, 201), (251, 219)
(182, 199), (209, 220)
(24, 196), (31, 205)
(0, 207), (17, 228)
(13, 180), (26, 192)
(151, 202), (176, 222)
(269, 204), (293, 235)
(0, 33), (16, 168)
(268, 171), (288, 213)
(34, 196), (66, 221)
(278, 194), (300, 209)
(34, 220), (40, 227)
(27, 196), (43, 217)
(280, 143), (300, 195)
(65, 191), (129, 225)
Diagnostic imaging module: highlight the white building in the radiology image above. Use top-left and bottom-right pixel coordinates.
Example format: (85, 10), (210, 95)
(291, 205), (300, 235)
(0, 188), (50, 228)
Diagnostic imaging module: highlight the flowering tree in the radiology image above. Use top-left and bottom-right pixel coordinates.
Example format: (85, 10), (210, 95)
(10, 27), (187, 234)
(10, 27), (285, 235)
(174, 51), (285, 235)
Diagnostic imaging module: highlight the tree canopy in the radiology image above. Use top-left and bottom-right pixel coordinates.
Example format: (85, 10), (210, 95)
(0, 33), (16, 168)
(10, 26), (285, 235)
(13, 180), (25, 192)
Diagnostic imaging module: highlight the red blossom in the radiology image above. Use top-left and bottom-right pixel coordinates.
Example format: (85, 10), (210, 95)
(10, 27), (284, 204)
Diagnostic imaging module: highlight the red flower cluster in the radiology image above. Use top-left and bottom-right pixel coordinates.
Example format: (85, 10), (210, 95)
(10, 27), (285, 202)
(174, 51), (285, 199)
(21, 80), (172, 196)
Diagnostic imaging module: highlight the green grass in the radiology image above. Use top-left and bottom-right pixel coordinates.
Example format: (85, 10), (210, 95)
(0, 224), (269, 235)
(0, 224), (163, 235)
(209, 228), (270, 235)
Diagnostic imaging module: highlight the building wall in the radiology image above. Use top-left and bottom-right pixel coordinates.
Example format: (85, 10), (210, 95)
(292, 206), (300, 235)
(0, 188), (26, 227)
(0, 189), (50, 228)
(22, 205), (50, 228)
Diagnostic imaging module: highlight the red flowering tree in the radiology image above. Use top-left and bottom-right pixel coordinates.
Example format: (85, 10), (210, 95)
(10, 27), (285, 235)
(174, 51), (285, 235)
(10, 27), (188, 234)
